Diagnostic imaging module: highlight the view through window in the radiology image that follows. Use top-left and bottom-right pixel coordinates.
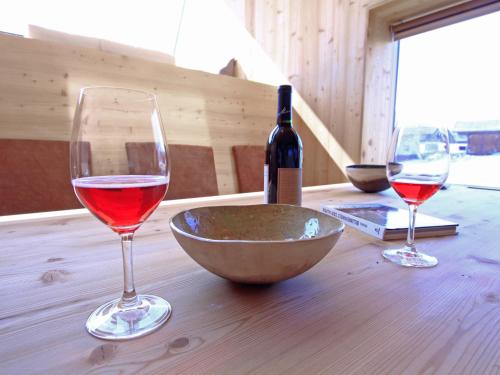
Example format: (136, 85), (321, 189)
(395, 10), (500, 188)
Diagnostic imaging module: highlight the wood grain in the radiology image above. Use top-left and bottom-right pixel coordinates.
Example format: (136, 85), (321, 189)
(1, 185), (499, 374)
(230, 0), (370, 182)
(0, 32), (338, 194)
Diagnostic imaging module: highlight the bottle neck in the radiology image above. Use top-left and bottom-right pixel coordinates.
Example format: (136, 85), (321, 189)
(276, 90), (292, 127)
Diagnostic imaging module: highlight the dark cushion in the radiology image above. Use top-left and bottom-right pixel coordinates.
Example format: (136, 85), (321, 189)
(126, 143), (219, 199)
(232, 145), (265, 193)
(0, 139), (90, 215)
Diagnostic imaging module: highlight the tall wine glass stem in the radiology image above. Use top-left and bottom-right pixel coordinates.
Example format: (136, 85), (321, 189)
(406, 204), (417, 253)
(85, 230), (172, 340)
(120, 233), (138, 307)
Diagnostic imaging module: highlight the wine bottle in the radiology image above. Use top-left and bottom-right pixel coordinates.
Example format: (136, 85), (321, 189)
(264, 85), (303, 205)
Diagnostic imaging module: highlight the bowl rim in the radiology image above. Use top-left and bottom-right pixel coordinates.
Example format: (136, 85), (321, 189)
(169, 204), (344, 245)
(346, 164), (386, 169)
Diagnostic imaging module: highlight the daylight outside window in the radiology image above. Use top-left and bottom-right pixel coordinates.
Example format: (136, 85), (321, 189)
(395, 10), (500, 188)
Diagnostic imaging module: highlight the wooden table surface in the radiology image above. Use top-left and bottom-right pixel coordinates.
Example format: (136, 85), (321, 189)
(1, 184), (499, 375)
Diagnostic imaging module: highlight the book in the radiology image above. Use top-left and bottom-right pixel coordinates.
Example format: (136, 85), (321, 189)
(321, 203), (458, 240)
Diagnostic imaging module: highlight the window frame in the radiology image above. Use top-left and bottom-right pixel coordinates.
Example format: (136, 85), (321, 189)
(361, 0), (500, 164)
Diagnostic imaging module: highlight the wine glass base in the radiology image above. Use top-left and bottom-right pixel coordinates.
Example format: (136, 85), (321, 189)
(86, 294), (171, 340)
(382, 248), (438, 268)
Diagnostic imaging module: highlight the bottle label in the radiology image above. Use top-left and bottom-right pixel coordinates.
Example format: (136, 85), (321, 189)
(263, 164), (269, 203)
(277, 168), (302, 206)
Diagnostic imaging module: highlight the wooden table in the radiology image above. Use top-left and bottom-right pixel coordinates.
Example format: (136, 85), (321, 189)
(1, 184), (499, 374)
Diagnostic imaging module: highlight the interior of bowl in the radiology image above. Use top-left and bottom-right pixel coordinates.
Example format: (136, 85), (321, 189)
(170, 205), (343, 242)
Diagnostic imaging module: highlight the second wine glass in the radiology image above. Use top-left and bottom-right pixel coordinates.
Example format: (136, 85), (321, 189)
(383, 126), (450, 268)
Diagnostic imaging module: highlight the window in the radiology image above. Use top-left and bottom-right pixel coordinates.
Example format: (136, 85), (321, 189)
(395, 10), (500, 188)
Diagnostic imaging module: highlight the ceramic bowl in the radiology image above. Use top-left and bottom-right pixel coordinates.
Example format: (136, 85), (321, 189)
(346, 164), (390, 193)
(170, 205), (344, 284)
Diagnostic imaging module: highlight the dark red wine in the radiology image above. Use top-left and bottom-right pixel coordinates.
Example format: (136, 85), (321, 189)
(391, 179), (441, 205)
(264, 85), (303, 205)
(73, 175), (167, 234)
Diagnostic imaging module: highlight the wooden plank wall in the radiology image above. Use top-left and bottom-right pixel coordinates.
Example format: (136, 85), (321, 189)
(0, 33), (336, 194)
(226, 0), (376, 180)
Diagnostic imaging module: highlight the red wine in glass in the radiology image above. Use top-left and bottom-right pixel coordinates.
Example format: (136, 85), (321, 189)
(71, 87), (171, 340)
(390, 179), (442, 205)
(73, 175), (168, 234)
(383, 126), (450, 268)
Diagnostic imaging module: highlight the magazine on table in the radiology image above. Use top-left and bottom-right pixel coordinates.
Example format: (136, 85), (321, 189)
(321, 203), (458, 240)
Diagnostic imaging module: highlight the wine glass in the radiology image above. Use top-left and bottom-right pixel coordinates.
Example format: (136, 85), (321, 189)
(382, 125), (450, 268)
(71, 87), (171, 340)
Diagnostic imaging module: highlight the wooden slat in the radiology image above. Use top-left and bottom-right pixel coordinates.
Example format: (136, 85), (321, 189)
(0, 185), (499, 374)
(361, 10), (399, 164)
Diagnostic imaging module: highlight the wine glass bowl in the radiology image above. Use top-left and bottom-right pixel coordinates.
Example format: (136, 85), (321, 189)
(71, 87), (171, 340)
(73, 175), (168, 234)
(383, 126), (450, 268)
